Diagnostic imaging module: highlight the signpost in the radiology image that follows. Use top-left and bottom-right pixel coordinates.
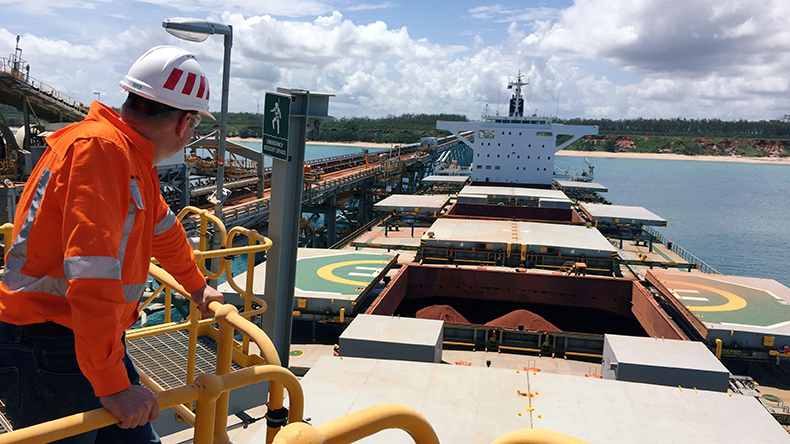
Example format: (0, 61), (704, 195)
(262, 88), (332, 367)
(262, 92), (291, 160)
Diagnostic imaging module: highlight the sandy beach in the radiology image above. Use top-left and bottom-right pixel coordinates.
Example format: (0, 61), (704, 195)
(227, 137), (790, 165)
(557, 150), (790, 165)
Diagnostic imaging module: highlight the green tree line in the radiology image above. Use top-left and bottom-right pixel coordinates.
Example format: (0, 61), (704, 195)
(555, 117), (790, 139)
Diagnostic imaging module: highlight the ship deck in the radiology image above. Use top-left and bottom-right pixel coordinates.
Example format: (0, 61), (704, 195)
(278, 356), (787, 444)
(216, 249), (397, 315)
(350, 226), (430, 251)
(647, 270), (790, 348)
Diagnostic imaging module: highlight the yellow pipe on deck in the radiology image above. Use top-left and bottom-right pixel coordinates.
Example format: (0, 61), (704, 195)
(273, 404), (438, 444)
(491, 429), (592, 444)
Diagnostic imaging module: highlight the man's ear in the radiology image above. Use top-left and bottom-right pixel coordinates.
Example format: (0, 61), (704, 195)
(175, 112), (191, 138)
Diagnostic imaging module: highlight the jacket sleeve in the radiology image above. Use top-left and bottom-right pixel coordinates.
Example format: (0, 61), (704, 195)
(151, 195), (206, 294)
(60, 137), (131, 397)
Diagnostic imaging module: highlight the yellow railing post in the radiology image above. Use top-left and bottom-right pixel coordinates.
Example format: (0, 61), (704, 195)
(164, 287), (172, 324)
(193, 374), (224, 444)
(0, 223), (14, 257)
(212, 304), (238, 444)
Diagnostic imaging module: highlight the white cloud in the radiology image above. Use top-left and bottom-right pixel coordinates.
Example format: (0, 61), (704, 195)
(345, 2), (395, 12)
(0, 0), (111, 14)
(467, 5), (559, 23)
(3, 0), (790, 121)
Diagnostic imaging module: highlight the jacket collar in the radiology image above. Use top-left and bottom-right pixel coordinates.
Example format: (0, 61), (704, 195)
(87, 101), (155, 167)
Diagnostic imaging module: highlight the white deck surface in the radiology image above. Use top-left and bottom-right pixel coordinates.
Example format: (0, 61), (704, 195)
(424, 218), (617, 253)
(287, 356), (790, 444)
(554, 180), (608, 192)
(581, 203), (666, 225)
(373, 194), (450, 213)
(422, 175), (470, 184)
(605, 334), (728, 372)
(459, 185), (571, 202)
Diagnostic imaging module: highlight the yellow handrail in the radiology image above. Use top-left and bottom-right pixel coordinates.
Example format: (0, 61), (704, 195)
(0, 366), (302, 444)
(176, 206), (228, 279)
(273, 404), (439, 444)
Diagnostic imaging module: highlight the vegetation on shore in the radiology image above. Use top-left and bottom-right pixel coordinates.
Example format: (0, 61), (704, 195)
(2, 103), (789, 157)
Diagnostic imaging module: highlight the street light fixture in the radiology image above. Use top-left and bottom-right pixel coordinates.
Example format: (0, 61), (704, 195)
(163, 17), (233, 221)
(93, 91), (100, 102)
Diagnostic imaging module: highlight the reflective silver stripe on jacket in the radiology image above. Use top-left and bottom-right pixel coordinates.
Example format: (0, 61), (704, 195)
(129, 180), (145, 210)
(3, 171), (146, 304)
(1, 271), (145, 303)
(153, 208), (177, 236)
(5, 168), (51, 275)
(64, 256), (121, 280)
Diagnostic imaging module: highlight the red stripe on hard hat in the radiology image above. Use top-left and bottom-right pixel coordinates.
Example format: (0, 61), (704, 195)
(163, 68), (184, 91)
(196, 76), (206, 99)
(206, 87), (209, 101)
(182, 72), (196, 96)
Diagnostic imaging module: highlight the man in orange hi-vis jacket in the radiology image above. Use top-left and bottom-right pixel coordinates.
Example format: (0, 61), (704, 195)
(0, 46), (224, 443)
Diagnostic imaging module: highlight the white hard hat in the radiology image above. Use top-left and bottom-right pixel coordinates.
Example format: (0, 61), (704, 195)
(120, 45), (215, 120)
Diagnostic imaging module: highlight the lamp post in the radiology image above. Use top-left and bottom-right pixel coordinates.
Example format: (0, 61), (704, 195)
(163, 17), (233, 221)
(93, 91), (100, 102)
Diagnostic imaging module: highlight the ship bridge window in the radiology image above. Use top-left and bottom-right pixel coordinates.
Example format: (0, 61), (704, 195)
(477, 165), (482, 169)
(495, 166), (501, 170)
(540, 121), (546, 124)
(479, 130), (495, 139)
(503, 120), (510, 123)
(486, 165), (492, 170)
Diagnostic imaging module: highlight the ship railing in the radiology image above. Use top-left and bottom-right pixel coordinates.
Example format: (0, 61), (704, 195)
(643, 226), (721, 274)
(0, 57), (88, 114)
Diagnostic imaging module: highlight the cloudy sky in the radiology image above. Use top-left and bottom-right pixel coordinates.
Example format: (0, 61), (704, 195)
(1, 0), (788, 120)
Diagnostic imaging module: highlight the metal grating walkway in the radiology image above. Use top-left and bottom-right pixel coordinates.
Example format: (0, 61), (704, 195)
(127, 330), (242, 390)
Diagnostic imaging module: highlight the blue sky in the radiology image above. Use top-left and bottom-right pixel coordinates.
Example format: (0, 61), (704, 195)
(1, 0), (788, 120)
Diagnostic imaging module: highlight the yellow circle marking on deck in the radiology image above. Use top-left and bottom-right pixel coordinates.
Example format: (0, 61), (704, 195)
(665, 280), (747, 312)
(317, 260), (391, 286)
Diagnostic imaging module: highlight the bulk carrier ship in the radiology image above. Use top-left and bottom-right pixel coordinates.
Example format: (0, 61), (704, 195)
(1, 61), (789, 444)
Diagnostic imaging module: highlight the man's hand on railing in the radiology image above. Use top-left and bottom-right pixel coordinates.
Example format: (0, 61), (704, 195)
(191, 283), (224, 318)
(99, 385), (159, 429)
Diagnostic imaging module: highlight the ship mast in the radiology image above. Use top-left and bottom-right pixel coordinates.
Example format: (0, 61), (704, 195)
(508, 70), (528, 118)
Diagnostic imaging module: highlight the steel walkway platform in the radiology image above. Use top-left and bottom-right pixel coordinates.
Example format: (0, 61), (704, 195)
(126, 329), (242, 390)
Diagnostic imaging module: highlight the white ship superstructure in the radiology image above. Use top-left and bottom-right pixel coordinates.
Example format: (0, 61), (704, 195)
(437, 72), (598, 185)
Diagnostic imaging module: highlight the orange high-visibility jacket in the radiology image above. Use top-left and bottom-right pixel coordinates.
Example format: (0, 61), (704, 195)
(0, 103), (207, 397)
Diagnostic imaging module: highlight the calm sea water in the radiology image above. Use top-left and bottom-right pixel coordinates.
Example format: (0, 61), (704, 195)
(233, 141), (388, 166)
(558, 155), (790, 286)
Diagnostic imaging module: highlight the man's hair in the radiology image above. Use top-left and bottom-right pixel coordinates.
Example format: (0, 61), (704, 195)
(121, 92), (187, 124)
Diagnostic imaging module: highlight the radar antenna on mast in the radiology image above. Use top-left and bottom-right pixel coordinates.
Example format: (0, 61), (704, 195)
(507, 70), (529, 118)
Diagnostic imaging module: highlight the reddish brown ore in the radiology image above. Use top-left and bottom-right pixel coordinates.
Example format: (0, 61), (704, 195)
(484, 309), (561, 332)
(416, 305), (471, 324)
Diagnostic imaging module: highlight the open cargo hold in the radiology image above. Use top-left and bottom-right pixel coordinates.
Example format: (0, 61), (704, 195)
(367, 264), (686, 358)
